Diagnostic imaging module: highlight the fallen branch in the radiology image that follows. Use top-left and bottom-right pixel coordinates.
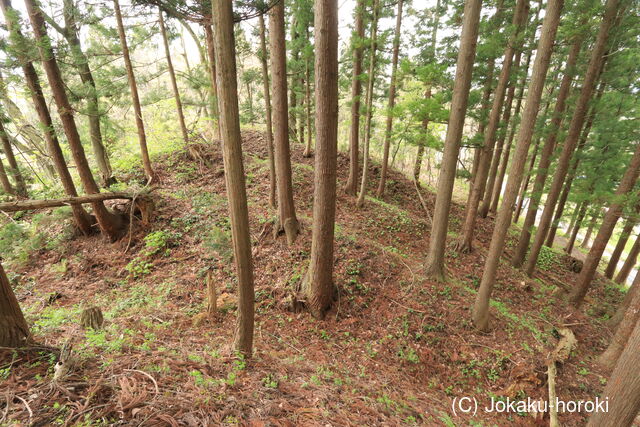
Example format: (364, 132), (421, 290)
(0, 192), (151, 213)
(547, 327), (576, 427)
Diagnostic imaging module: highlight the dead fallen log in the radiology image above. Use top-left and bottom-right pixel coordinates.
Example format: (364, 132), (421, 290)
(0, 192), (150, 213)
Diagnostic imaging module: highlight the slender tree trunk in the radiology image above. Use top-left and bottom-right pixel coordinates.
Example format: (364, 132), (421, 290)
(211, 0), (255, 357)
(414, 141), (425, 185)
(580, 210), (598, 249)
(424, 0), (483, 280)
(598, 271), (640, 369)
(455, 0), (528, 253)
(289, 13), (299, 143)
(303, 0), (338, 319)
(0, 121), (27, 197)
(376, 0), (403, 198)
(302, 48), (313, 157)
(203, 23), (221, 141)
(270, 0), (299, 243)
(355, 0), (379, 209)
(258, 14), (276, 209)
(159, 9), (189, 145)
(609, 277), (638, 329)
(511, 37), (582, 266)
(24, 0), (123, 241)
(113, 0), (154, 183)
(472, 0), (563, 331)
(606, 216), (638, 278)
(513, 137), (540, 222)
(344, 0), (365, 196)
(0, 0), (92, 234)
(587, 320), (640, 427)
(565, 202), (588, 254)
(570, 145), (640, 306)
(0, 262), (30, 347)
(615, 234), (640, 285)
(523, 0), (620, 277)
(0, 156), (14, 195)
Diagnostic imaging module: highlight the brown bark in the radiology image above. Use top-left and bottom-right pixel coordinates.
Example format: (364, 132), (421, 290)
(113, 0), (155, 183)
(288, 13), (299, 144)
(580, 210), (597, 249)
(0, 262), (30, 347)
(302, 48), (313, 158)
(605, 215), (638, 278)
(523, 0), (620, 276)
(355, 0), (379, 209)
(0, 156), (13, 195)
(211, 0), (255, 357)
(472, 0), (563, 331)
(587, 320), (640, 427)
(203, 23), (221, 141)
(376, 0), (403, 198)
(258, 14), (276, 209)
(0, 192), (146, 212)
(0, 120), (27, 197)
(159, 9), (189, 145)
(270, 0), (299, 243)
(598, 271), (640, 369)
(455, 0), (528, 253)
(565, 202), (588, 254)
(609, 277), (638, 329)
(511, 36), (582, 267)
(303, 0), (338, 319)
(424, 0), (483, 280)
(570, 144), (640, 306)
(0, 0), (92, 234)
(513, 136), (540, 223)
(615, 234), (640, 285)
(344, 0), (365, 196)
(24, 0), (123, 241)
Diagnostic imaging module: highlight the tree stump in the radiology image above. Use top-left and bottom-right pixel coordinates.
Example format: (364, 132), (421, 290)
(80, 306), (104, 330)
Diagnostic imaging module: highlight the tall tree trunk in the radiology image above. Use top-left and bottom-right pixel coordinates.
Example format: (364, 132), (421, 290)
(24, 0), (123, 241)
(0, 120), (27, 197)
(288, 13), (299, 143)
(0, 262), (30, 347)
(615, 233), (640, 285)
(570, 144), (640, 306)
(455, 0), (528, 253)
(523, 0), (620, 277)
(608, 277), (638, 329)
(587, 320), (640, 427)
(424, 0), (483, 280)
(598, 271), (640, 369)
(605, 215), (638, 278)
(203, 23), (221, 141)
(580, 210), (598, 249)
(511, 36), (582, 266)
(113, 0), (155, 183)
(472, 0), (563, 331)
(0, 156), (14, 195)
(270, 0), (299, 243)
(211, 0), (255, 357)
(376, 0), (403, 198)
(565, 201), (588, 254)
(513, 136), (540, 222)
(258, 14), (276, 209)
(303, 0), (338, 319)
(159, 9), (189, 145)
(344, 0), (365, 196)
(355, 0), (379, 209)
(0, 0), (92, 235)
(302, 45), (313, 157)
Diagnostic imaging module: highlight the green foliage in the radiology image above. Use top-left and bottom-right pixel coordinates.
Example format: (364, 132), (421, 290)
(537, 246), (561, 271)
(125, 231), (174, 279)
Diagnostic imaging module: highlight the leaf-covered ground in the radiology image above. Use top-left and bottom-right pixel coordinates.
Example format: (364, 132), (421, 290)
(0, 132), (627, 426)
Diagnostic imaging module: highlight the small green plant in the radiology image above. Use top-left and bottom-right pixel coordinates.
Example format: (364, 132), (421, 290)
(262, 373), (279, 389)
(125, 230), (174, 278)
(537, 246), (560, 271)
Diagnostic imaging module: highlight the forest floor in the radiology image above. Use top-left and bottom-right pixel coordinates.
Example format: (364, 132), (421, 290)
(0, 131), (629, 426)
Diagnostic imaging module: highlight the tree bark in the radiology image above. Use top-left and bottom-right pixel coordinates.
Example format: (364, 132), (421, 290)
(203, 23), (221, 141)
(0, 156), (14, 195)
(0, 0), (92, 234)
(24, 0), (124, 241)
(615, 233), (640, 285)
(609, 277), (638, 329)
(570, 143), (640, 306)
(376, 0), (403, 198)
(523, 0), (620, 277)
(424, 0), (483, 280)
(344, 0), (365, 196)
(580, 210), (598, 249)
(605, 215), (638, 278)
(303, 0), (338, 319)
(513, 136), (540, 223)
(159, 9), (189, 145)
(211, 0), (255, 357)
(598, 271), (640, 369)
(0, 192), (147, 212)
(587, 320), (640, 427)
(113, 0), (155, 183)
(258, 14), (276, 209)
(355, 0), (380, 209)
(270, 0), (299, 244)
(472, 0), (563, 331)
(511, 35), (582, 266)
(0, 120), (27, 197)
(302, 45), (313, 158)
(0, 262), (30, 347)
(455, 0), (528, 253)
(565, 202), (588, 254)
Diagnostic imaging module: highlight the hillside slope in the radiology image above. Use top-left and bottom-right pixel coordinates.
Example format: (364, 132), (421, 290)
(0, 132), (625, 426)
